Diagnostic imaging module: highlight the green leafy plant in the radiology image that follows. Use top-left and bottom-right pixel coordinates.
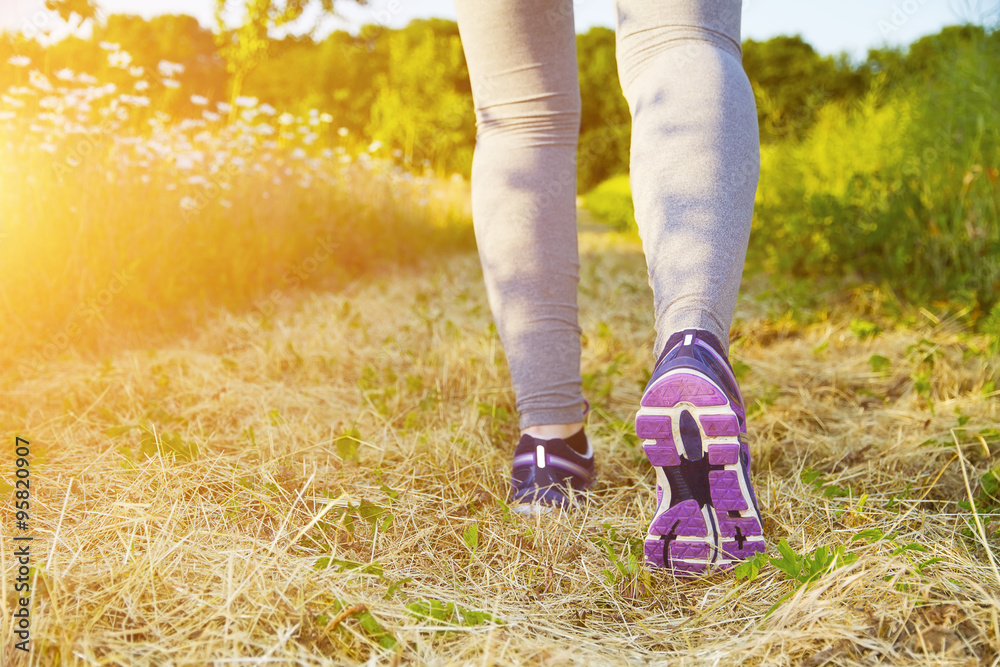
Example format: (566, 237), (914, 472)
(314, 557), (384, 576)
(801, 468), (849, 498)
(851, 528), (943, 587)
(336, 427), (363, 463)
(590, 524), (651, 596)
(957, 466), (1000, 543)
(733, 551), (769, 581)
(463, 522), (479, 565)
(736, 539), (860, 618)
(406, 598), (503, 627)
(868, 353), (892, 374)
(317, 599), (397, 650)
(769, 538), (859, 586)
(108, 424), (198, 462)
(850, 318), (883, 340)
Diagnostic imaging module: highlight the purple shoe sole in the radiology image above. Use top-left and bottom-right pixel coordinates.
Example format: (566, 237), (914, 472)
(638, 369), (764, 575)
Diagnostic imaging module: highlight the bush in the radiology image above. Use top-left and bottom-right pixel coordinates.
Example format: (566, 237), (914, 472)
(584, 31), (1000, 317)
(752, 32), (999, 312)
(581, 174), (636, 233)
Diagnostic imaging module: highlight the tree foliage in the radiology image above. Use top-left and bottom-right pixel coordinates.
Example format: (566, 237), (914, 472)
(2, 14), (991, 189)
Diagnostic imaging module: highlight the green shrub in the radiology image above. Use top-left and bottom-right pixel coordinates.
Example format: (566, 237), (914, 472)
(582, 174), (636, 233)
(752, 33), (999, 312)
(584, 31), (1000, 317)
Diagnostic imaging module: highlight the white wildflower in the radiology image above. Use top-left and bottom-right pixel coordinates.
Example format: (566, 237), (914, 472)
(54, 68), (75, 81)
(77, 73), (98, 85)
(0, 111), (16, 121)
(129, 66), (144, 77)
(368, 140), (383, 152)
(190, 95), (208, 106)
(134, 80), (150, 91)
(29, 70), (53, 92)
(158, 60), (184, 78)
(278, 112), (294, 126)
(202, 110), (221, 122)
(119, 95), (150, 107)
(258, 103), (276, 116)
(234, 96), (258, 108)
(217, 101), (231, 114)
(320, 113), (333, 123)
(7, 55), (30, 67)
(2, 95), (25, 108)
(108, 51), (132, 68)
(162, 79), (181, 89)
(180, 196), (199, 210)
(337, 127), (348, 137)
(321, 148), (333, 158)
(291, 148), (306, 159)
(99, 41), (120, 51)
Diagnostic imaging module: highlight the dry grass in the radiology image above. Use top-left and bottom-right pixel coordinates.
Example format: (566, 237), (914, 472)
(1, 230), (999, 666)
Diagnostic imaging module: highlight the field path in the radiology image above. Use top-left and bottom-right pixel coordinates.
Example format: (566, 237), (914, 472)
(1, 232), (998, 665)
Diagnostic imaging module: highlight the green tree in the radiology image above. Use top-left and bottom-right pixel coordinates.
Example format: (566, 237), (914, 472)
(742, 35), (864, 142)
(576, 27), (630, 190)
(213, 0), (349, 117)
(366, 19), (474, 174)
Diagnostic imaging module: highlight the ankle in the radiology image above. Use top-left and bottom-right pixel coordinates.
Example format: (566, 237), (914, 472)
(521, 422), (584, 440)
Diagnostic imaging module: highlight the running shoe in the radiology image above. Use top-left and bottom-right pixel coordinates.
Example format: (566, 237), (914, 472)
(510, 427), (594, 512)
(636, 328), (764, 575)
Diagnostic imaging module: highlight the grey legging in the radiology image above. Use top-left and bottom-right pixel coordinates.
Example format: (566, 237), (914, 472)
(454, 0), (759, 430)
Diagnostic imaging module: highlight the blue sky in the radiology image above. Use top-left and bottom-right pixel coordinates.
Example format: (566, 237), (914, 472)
(1, 0), (993, 60)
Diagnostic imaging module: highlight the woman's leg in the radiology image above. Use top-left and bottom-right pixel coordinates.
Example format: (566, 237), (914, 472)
(453, 0), (586, 434)
(616, 0), (764, 573)
(615, 0), (759, 358)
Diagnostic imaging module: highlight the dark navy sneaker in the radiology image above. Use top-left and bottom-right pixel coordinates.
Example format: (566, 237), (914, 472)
(636, 328), (764, 575)
(509, 431), (594, 513)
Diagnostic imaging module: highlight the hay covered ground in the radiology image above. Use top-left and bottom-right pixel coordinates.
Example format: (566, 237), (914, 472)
(2, 230), (999, 666)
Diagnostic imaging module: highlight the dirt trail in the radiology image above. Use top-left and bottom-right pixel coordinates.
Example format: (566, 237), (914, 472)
(1, 232), (997, 665)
